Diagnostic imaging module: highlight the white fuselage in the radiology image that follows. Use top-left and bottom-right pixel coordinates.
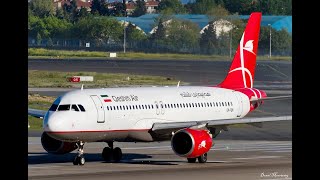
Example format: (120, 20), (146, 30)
(44, 86), (250, 142)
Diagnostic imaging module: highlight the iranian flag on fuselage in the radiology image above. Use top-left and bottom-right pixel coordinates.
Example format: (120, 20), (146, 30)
(101, 95), (112, 102)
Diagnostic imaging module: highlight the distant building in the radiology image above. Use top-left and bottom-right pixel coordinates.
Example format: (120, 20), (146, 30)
(124, 0), (160, 16)
(145, 0), (159, 14)
(53, 0), (92, 11)
(125, 1), (136, 16)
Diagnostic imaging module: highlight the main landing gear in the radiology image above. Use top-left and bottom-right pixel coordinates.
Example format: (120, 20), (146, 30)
(187, 153), (208, 163)
(73, 141), (85, 165)
(102, 141), (123, 162)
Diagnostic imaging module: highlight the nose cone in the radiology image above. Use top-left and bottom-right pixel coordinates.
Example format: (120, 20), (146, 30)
(43, 112), (65, 132)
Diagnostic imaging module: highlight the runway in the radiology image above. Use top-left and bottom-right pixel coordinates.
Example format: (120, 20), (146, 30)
(28, 58), (292, 179)
(28, 139), (292, 180)
(28, 58), (292, 87)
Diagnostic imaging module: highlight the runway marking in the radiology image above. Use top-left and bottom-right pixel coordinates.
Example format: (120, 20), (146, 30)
(232, 155), (282, 160)
(260, 178), (292, 180)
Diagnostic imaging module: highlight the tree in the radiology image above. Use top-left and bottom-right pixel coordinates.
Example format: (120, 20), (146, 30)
(90, 0), (109, 16)
(192, 0), (216, 14)
(157, 0), (186, 14)
(29, 0), (54, 18)
(165, 19), (200, 53)
(200, 22), (218, 54)
(206, 5), (229, 22)
(258, 26), (291, 56)
(109, 2), (126, 16)
(132, 0), (146, 17)
(125, 22), (147, 49)
(270, 28), (292, 55)
(72, 16), (123, 45)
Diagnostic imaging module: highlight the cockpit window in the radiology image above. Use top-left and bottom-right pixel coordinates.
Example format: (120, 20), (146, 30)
(58, 104), (70, 111)
(49, 104), (58, 111)
(71, 105), (79, 111)
(78, 104), (86, 112)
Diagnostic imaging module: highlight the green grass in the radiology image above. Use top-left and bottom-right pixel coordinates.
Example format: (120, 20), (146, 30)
(28, 94), (55, 130)
(28, 48), (292, 61)
(28, 70), (184, 88)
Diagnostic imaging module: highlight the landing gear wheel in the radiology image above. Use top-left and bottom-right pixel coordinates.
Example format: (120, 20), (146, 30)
(79, 155), (85, 165)
(73, 141), (85, 165)
(102, 147), (113, 162)
(73, 155), (85, 165)
(73, 156), (79, 165)
(187, 158), (197, 163)
(113, 147), (123, 162)
(197, 153), (207, 163)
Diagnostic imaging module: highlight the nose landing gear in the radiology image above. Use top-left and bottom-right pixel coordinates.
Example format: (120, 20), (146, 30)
(73, 141), (85, 165)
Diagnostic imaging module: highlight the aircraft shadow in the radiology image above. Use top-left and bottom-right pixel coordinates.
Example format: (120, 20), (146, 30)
(28, 152), (159, 165)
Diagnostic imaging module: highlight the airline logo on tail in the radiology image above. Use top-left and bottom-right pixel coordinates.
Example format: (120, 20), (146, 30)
(217, 12), (261, 89)
(228, 33), (256, 88)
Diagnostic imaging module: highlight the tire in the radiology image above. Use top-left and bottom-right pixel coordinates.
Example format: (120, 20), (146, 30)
(79, 155), (85, 165)
(113, 147), (122, 162)
(102, 147), (113, 161)
(73, 156), (79, 165)
(198, 153), (207, 163)
(187, 158), (197, 163)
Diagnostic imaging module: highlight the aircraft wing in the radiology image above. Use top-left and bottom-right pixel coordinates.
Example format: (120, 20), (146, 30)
(28, 108), (47, 119)
(150, 116), (292, 140)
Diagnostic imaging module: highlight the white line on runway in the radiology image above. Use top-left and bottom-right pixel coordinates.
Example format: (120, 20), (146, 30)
(232, 156), (282, 160)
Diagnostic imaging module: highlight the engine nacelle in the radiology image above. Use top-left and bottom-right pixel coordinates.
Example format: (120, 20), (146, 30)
(171, 128), (213, 158)
(41, 132), (77, 154)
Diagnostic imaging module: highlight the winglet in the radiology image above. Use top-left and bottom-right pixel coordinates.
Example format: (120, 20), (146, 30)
(81, 84), (84, 90)
(177, 81), (180, 88)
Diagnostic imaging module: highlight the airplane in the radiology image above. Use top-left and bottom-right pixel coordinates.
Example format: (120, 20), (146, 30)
(28, 12), (292, 166)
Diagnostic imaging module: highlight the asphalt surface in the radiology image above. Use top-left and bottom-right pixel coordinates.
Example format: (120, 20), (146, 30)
(28, 58), (292, 87)
(28, 139), (292, 180)
(28, 58), (292, 179)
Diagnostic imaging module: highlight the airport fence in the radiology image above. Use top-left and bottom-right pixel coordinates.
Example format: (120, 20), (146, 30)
(28, 37), (292, 57)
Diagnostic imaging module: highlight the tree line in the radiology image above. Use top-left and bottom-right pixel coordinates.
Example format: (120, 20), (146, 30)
(28, 0), (292, 56)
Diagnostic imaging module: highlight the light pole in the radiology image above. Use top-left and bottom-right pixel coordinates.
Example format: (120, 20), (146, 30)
(229, 28), (232, 59)
(123, 16), (127, 53)
(268, 24), (272, 58)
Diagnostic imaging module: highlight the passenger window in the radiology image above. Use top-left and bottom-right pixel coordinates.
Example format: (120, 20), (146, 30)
(71, 105), (79, 111)
(49, 104), (58, 111)
(78, 104), (86, 112)
(58, 104), (70, 111)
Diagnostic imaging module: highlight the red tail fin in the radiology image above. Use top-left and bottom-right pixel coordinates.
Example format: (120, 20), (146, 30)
(218, 12), (261, 89)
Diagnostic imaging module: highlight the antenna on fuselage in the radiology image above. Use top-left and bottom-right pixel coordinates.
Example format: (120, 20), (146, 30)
(81, 84), (84, 90)
(177, 81), (180, 88)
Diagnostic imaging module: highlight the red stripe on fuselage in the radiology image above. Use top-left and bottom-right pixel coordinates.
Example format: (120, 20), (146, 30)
(46, 129), (150, 134)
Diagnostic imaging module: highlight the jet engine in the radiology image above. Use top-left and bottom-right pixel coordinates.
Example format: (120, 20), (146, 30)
(41, 132), (77, 154)
(171, 128), (213, 158)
